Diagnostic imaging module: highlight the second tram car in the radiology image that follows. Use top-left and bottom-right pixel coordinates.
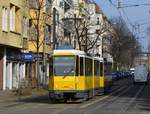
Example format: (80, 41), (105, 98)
(49, 49), (113, 102)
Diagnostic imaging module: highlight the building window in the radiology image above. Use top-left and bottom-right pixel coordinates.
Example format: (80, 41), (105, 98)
(56, 13), (59, 23)
(43, 0), (52, 14)
(45, 25), (51, 44)
(2, 7), (8, 31)
(10, 4), (21, 33)
(23, 17), (29, 38)
(97, 17), (100, 25)
(15, 6), (21, 33)
(64, 1), (70, 12)
(10, 4), (15, 31)
(29, 19), (38, 41)
(29, 0), (39, 9)
(59, 1), (64, 8)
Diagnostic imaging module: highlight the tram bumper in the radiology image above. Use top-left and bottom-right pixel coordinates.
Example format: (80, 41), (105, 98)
(49, 91), (64, 99)
(75, 91), (88, 98)
(49, 90), (87, 99)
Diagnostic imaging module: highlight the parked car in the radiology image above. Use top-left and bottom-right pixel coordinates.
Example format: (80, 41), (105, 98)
(112, 72), (118, 81)
(112, 71), (121, 80)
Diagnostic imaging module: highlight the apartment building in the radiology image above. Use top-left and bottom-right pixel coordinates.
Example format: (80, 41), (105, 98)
(84, 0), (114, 62)
(0, 0), (28, 90)
(0, 0), (115, 90)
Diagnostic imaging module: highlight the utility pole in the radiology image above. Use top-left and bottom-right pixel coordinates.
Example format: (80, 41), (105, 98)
(74, 14), (77, 49)
(53, 7), (57, 49)
(117, 0), (122, 8)
(85, 27), (88, 53)
(43, 26), (46, 86)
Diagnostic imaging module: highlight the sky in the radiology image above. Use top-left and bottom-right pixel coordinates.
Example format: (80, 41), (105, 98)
(95, 0), (150, 52)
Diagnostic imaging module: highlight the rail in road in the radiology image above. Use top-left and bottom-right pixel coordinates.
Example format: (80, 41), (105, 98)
(82, 85), (144, 114)
(0, 77), (149, 114)
(55, 78), (148, 114)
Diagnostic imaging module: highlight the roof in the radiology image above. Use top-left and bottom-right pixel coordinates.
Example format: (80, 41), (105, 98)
(93, 56), (104, 61)
(53, 49), (104, 61)
(53, 49), (86, 55)
(95, 4), (102, 14)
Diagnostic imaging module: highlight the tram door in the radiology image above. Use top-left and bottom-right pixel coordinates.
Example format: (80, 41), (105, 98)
(85, 58), (93, 97)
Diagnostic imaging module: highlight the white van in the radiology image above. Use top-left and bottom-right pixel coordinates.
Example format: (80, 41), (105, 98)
(134, 65), (148, 84)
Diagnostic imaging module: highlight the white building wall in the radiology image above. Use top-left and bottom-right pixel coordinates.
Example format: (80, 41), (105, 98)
(87, 3), (102, 55)
(5, 62), (13, 90)
(9, 62), (13, 90)
(3, 48), (6, 90)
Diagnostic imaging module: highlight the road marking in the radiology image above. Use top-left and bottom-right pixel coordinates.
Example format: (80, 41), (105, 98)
(80, 96), (109, 108)
(52, 106), (73, 114)
(80, 85), (129, 108)
(83, 85), (133, 112)
(117, 85), (145, 114)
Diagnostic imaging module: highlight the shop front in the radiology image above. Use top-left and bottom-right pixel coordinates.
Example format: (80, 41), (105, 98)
(0, 48), (4, 90)
(22, 53), (37, 88)
(4, 48), (25, 90)
(2, 50), (50, 90)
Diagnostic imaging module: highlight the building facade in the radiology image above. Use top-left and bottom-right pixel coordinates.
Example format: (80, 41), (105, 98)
(27, 0), (52, 87)
(0, 0), (27, 90)
(134, 53), (150, 70)
(0, 0), (115, 90)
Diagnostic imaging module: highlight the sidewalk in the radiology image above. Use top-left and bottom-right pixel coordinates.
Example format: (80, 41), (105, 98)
(0, 88), (48, 103)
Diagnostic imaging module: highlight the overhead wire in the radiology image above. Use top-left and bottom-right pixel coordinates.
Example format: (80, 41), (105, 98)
(120, 8), (135, 29)
(139, 21), (150, 26)
(108, 0), (136, 32)
(108, 0), (150, 38)
(108, 0), (128, 24)
(135, 17), (150, 23)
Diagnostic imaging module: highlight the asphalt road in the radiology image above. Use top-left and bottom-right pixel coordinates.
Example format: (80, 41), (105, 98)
(0, 77), (150, 114)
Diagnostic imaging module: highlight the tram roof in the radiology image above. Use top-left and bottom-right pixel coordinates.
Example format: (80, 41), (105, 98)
(53, 49), (104, 61)
(93, 56), (104, 61)
(53, 49), (86, 55)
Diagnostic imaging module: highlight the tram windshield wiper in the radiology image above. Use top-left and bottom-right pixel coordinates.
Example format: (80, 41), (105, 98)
(63, 68), (74, 78)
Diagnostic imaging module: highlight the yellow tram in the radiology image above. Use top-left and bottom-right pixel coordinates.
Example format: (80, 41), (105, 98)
(49, 49), (113, 101)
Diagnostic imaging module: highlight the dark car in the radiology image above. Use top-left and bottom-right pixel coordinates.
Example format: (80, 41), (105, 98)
(112, 71), (120, 81)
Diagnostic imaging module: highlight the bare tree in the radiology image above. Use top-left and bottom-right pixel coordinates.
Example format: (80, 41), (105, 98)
(24, 0), (52, 87)
(148, 40), (150, 53)
(76, 18), (110, 53)
(146, 26), (150, 52)
(63, 3), (111, 53)
(110, 17), (141, 70)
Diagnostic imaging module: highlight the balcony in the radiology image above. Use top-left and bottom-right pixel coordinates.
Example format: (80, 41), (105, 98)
(0, 31), (22, 48)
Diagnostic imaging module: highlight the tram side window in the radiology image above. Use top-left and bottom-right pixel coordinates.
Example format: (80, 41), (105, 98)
(76, 56), (79, 76)
(85, 58), (92, 76)
(100, 62), (103, 76)
(49, 57), (53, 76)
(94, 60), (100, 76)
(80, 57), (84, 76)
(105, 62), (113, 75)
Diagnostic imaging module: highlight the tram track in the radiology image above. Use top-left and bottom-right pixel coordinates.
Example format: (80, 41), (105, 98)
(116, 85), (145, 114)
(85, 84), (145, 114)
(80, 84), (132, 109)
(80, 78), (133, 109)
(80, 85), (129, 109)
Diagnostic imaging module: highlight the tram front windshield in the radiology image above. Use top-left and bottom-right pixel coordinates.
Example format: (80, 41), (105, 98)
(54, 56), (75, 76)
